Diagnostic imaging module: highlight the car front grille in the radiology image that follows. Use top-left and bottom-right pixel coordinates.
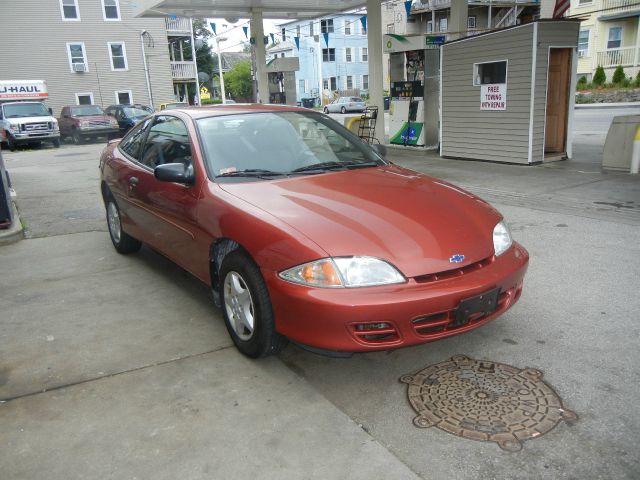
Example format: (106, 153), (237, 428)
(86, 120), (110, 127)
(23, 122), (49, 131)
(413, 256), (495, 284)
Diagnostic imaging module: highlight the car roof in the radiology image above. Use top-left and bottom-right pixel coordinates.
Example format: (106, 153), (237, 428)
(163, 103), (314, 120)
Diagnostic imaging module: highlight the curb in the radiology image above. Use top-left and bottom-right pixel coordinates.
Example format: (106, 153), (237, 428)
(575, 102), (640, 109)
(0, 201), (24, 245)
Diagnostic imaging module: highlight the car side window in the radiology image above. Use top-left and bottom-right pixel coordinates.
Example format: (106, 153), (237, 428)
(119, 118), (151, 160)
(139, 115), (192, 169)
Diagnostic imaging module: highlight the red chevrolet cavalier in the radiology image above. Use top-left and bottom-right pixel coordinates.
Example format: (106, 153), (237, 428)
(99, 105), (528, 358)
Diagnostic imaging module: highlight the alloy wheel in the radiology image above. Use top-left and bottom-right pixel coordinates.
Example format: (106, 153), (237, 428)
(223, 271), (255, 341)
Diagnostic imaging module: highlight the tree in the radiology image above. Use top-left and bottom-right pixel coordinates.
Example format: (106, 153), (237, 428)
(191, 18), (216, 78)
(224, 60), (253, 101)
(612, 65), (626, 85)
(593, 65), (606, 87)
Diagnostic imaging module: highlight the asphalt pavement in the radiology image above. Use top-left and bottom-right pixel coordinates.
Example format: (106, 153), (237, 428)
(1, 108), (639, 479)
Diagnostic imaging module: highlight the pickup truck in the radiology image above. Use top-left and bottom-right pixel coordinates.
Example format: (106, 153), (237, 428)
(58, 105), (119, 144)
(0, 101), (60, 151)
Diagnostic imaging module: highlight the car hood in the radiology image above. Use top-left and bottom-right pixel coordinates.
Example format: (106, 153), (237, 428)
(6, 115), (54, 124)
(74, 114), (114, 122)
(219, 165), (502, 277)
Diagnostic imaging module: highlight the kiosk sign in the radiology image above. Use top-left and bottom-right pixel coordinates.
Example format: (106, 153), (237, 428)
(480, 83), (506, 110)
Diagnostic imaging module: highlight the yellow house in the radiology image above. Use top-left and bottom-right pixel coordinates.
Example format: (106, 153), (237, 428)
(569, 0), (640, 80)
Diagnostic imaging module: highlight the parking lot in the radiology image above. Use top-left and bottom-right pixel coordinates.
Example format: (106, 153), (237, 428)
(1, 107), (640, 479)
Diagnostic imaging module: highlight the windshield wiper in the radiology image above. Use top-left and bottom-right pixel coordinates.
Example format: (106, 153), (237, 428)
(215, 169), (287, 179)
(291, 160), (378, 174)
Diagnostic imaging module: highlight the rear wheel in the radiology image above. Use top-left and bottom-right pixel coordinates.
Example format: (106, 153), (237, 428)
(323, 107), (328, 114)
(219, 250), (287, 358)
(105, 196), (141, 254)
(340, 106), (346, 114)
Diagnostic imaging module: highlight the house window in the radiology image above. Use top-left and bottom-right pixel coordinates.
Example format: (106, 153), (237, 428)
(60, 0), (80, 20)
(281, 28), (286, 41)
(468, 16), (476, 29)
(116, 90), (133, 104)
(439, 18), (448, 32)
(346, 76), (353, 89)
(109, 42), (128, 70)
(362, 75), (369, 90)
(330, 77), (337, 90)
(67, 43), (87, 72)
(362, 47), (368, 62)
(321, 19), (334, 34)
(322, 48), (336, 62)
(578, 30), (589, 55)
(607, 26), (623, 49)
(103, 0), (120, 20)
(309, 22), (314, 36)
(578, 0), (593, 5)
(75, 93), (94, 105)
(473, 60), (507, 86)
(345, 21), (351, 35)
(299, 79), (305, 93)
(426, 21), (433, 33)
(323, 78), (329, 90)
(345, 47), (353, 62)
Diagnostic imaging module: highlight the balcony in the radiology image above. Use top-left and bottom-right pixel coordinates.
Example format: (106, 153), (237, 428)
(596, 46), (638, 68)
(602, 0), (640, 14)
(165, 17), (191, 36)
(412, 0), (538, 12)
(170, 61), (197, 80)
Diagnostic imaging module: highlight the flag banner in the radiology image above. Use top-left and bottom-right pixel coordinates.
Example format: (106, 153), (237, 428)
(242, 26), (248, 39)
(404, 1), (412, 18)
(210, 22), (216, 35)
(360, 16), (367, 34)
(553, 0), (570, 18)
(323, 32), (329, 46)
(294, 36), (300, 50)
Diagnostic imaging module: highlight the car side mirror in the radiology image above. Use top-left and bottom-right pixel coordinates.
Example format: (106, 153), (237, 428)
(48, 108), (53, 115)
(372, 144), (387, 158)
(154, 163), (194, 185)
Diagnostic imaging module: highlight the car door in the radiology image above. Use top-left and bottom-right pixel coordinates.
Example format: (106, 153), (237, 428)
(128, 114), (203, 274)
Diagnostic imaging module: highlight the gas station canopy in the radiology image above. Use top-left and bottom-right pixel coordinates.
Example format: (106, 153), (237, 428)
(133, 0), (371, 19)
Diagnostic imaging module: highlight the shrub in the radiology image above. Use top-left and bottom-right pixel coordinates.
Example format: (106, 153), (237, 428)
(612, 65), (626, 84)
(593, 65), (606, 86)
(201, 98), (223, 105)
(577, 76), (588, 90)
(634, 71), (640, 88)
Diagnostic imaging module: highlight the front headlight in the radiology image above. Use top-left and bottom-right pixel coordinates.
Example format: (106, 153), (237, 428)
(52, 120), (59, 131)
(279, 256), (406, 288)
(493, 221), (513, 256)
(80, 121), (89, 129)
(9, 123), (20, 132)
(110, 119), (118, 127)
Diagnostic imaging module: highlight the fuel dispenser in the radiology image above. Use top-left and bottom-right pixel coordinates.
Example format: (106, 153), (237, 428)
(389, 49), (425, 146)
(384, 34), (443, 148)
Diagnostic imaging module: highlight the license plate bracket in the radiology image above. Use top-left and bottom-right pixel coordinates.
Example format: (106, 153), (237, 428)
(453, 288), (500, 328)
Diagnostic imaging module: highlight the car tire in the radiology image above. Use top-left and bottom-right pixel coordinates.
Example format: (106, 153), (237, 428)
(52, 139), (60, 148)
(219, 250), (287, 358)
(323, 107), (328, 114)
(72, 130), (83, 145)
(341, 106), (346, 114)
(105, 196), (141, 254)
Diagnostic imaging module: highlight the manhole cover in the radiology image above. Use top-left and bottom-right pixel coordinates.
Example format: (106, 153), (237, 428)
(400, 355), (577, 452)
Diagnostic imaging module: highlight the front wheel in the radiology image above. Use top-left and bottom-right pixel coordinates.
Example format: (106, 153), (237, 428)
(340, 106), (346, 114)
(106, 197), (141, 254)
(52, 139), (60, 148)
(72, 130), (83, 145)
(7, 134), (17, 152)
(220, 250), (287, 358)
(323, 107), (328, 114)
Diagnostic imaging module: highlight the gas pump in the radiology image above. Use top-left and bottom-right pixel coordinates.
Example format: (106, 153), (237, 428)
(389, 49), (425, 146)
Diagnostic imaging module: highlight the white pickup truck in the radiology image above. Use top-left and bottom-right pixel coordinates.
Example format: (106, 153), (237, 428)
(0, 80), (60, 151)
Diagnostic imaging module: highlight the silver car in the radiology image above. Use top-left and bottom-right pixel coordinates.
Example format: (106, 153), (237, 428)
(323, 96), (366, 114)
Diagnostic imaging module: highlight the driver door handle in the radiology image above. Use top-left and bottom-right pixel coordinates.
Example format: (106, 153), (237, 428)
(129, 176), (139, 187)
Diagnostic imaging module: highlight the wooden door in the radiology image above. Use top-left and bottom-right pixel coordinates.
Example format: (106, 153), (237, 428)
(545, 49), (571, 154)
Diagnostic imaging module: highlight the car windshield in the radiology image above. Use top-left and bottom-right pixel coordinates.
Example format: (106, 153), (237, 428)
(123, 107), (151, 118)
(2, 102), (49, 118)
(163, 103), (187, 110)
(350, 97), (362, 103)
(196, 111), (385, 180)
(71, 105), (104, 116)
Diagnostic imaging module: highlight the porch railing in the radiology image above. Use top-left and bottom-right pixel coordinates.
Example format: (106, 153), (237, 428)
(596, 47), (637, 68)
(165, 17), (191, 35)
(170, 61), (197, 80)
(601, 0), (640, 14)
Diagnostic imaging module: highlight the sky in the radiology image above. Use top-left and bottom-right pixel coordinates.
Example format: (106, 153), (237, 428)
(205, 18), (289, 53)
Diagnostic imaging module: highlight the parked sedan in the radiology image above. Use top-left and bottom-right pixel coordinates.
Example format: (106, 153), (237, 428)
(99, 104), (528, 358)
(323, 96), (366, 114)
(58, 105), (119, 144)
(104, 104), (153, 136)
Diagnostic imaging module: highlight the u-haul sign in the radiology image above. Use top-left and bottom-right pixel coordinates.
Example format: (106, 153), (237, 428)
(0, 80), (48, 100)
(480, 83), (506, 111)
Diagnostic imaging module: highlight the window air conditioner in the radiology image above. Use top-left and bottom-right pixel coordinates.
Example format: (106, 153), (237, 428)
(73, 63), (87, 72)
(578, 51), (585, 58)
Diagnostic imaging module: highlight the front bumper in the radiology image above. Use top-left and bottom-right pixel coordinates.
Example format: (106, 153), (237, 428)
(265, 242), (529, 352)
(11, 132), (60, 142)
(78, 127), (119, 136)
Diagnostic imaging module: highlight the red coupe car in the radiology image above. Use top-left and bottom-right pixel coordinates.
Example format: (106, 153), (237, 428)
(99, 104), (529, 358)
